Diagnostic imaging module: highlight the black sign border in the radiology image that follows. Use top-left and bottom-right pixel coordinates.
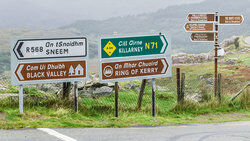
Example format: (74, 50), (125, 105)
(13, 37), (87, 60)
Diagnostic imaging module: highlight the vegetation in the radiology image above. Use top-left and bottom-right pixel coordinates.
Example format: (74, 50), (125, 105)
(0, 51), (10, 74)
(0, 86), (249, 129)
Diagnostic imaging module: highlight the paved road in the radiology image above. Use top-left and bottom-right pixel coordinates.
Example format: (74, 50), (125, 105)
(0, 121), (250, 141)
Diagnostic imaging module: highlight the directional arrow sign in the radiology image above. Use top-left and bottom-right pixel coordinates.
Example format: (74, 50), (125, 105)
(184, 23), (214, 32)
(100, 57), (170, 82)
(190, 33), (215, 42)
(13, 37), (87, 60)
(100, 35), (168, 59)
(187, 13), (215, 22)
(219, 15), (244, 25)
(14, 60), (87, 84)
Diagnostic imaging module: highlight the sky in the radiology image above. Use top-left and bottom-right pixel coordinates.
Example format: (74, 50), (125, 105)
(0, 0), (204, 28)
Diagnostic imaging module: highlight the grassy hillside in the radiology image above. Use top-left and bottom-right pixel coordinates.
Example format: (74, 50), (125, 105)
(62, 0), (250, 54)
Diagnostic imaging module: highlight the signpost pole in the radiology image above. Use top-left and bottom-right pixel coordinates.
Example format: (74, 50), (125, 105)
(152, 78), (156, 117)
(74, 81), (78, 112)
(137, 79), (147, 109)
(115, 82), (119, 117)
(214, 12), (219, 97)
(19, 85), (23, 114)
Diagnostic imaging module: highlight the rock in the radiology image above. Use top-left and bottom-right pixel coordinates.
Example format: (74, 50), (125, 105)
(79, 87), (96, 97)
(207, 78), (214, 86)
(199, 74), (213, 81)
(78, 73), (116, 98)
(124, 82), (139, 89)
(172, 52), (214, 64)
(107, 82), (115, 88)
(220, 36), (239, 48)
(36, 83), (61, 94)
(186, 93), (202, 102)
(199, 74), (214, 86)
(93, 86), (113, 97)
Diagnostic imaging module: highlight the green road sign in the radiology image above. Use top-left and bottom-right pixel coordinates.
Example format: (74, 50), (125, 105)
(101, 35), (168, 58)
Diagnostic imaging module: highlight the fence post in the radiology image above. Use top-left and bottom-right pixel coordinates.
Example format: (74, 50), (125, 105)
(62, 82), (71, 100)
(217, 73), (222, 102)
(152, 78), (156, 117)
(176, 68), (181, 103)
(115, 82), (119, 117)
(74, 81), (78, 112)
(137, 79), (147, 109)
(180, 73), (185, 103)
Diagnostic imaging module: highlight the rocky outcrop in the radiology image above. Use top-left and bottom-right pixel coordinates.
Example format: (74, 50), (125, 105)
(78, 74), (114, 98)
(185, 93), (202, 103)
(220, 36), (239, 48)
(36, 83), (61, 94)
(172, 52), (214, 64)
(124, 82), (139, 89)
(172, 36), (248, 65)
(199, 73), (214, 87)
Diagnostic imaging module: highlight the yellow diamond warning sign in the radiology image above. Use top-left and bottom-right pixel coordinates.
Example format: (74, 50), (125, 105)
(103, 41), (116, 56)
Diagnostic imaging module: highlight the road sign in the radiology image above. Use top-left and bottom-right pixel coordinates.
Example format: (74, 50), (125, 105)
(184, 23), (214, 32)
(13, 37), (87, 60)
(100, 35), (168, 58)
(190, 33), (215, 42)
(187, 14), (215, 22)
(219, 15), (244, 25)
(100, 57), (171, 82)
(13, 60), (87, 84)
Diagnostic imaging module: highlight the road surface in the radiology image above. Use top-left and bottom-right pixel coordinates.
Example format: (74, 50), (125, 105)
(0, 121), (250, 141)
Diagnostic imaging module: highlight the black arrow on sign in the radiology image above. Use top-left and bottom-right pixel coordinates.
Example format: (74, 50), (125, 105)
(17, 42), (24, 57)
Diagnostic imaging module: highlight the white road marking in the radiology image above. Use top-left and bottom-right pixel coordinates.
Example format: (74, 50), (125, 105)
(37, 128), (77, 141)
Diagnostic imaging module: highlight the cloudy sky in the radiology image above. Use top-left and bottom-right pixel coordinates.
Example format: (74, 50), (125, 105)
(0, 0), (204, 28)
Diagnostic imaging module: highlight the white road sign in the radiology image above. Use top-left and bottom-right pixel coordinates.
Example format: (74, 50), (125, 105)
(13, 37), (87, 60)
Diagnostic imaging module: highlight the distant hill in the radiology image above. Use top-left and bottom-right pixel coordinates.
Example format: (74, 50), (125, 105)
(62, 0), (250, 54)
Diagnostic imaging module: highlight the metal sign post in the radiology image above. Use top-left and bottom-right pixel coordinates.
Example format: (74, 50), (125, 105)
(19, 85), (23, 114)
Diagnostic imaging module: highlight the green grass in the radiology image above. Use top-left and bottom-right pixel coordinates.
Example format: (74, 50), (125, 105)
(0, 85), (48, 96)
(0, 87), (249, 129)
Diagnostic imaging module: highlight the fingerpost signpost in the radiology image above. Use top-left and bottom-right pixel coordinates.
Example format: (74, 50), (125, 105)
(184, 12), (244, 98)
(11, 37), (88, 113)
(99, 34), (171, 117)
